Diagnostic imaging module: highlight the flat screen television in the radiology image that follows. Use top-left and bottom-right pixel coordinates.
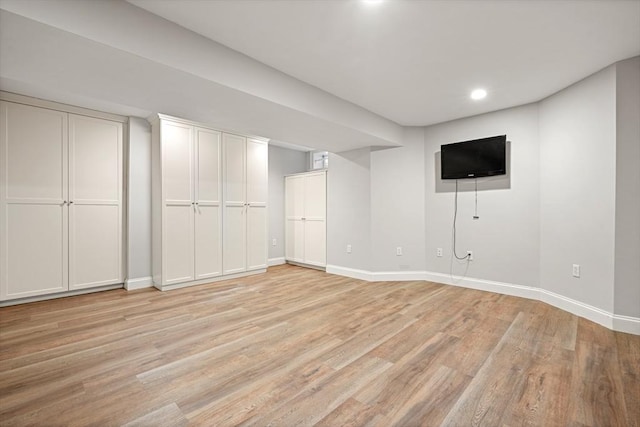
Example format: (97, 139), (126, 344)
(441, 135), (506, 179)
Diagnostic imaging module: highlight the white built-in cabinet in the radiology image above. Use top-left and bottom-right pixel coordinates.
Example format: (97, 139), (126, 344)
(285, 170), (326, 268)
(151, 114), (268, 290)
(151, 118), (223, 288)
(223, 134), (268, 275)
(0, 97), (124, 301)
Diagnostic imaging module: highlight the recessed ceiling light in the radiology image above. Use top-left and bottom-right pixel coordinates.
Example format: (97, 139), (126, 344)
(471, 89), (487, 100)
(363, 0), (383, 4)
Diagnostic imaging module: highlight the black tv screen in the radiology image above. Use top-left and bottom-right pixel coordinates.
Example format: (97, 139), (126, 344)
(441, 135), (506, 179)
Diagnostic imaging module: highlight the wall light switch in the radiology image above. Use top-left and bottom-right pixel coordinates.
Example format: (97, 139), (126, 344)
(572, 264), (580, 278)
(347, 244), (352, 254)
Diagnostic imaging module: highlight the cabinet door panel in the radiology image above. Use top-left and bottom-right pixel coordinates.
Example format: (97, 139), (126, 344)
(304, 220), (326, 267)
(304, 172), (326, 220)
(285, 219), (305, 262)
(196, 128), (221, 203)
(285, 175), (304, 218)
(69, 205), (121, 289)
(69, 115), (121, 202)
(195, 127), (222, 280)
(1, 102), (68, 300)
(2, 102), (67, 201)
(223, 206), (246, 275)
(223, 133), (246, 204)
(163, 122), (193, 202)
(247, 206), (267, 270)
(246, 139), (267, 205)
(4, 204), (67, 299)
(68, 115), (122, 289)
(195, 205), (222, 279)
(164, 205), (195, 284)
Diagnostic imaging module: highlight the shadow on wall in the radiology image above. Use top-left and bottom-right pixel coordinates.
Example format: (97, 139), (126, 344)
(434, 141), (512, 193)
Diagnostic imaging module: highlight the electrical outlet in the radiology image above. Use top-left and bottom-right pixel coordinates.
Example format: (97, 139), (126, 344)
(272, 238), (277, 246)
(466, 250), (473, 261)
(572, 264), (580, 278)
(436, 248), (443, 257)
(346, 244), (352, 254)
(396, 247), (403, 256)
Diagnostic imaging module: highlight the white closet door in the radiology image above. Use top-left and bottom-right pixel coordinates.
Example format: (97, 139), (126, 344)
(68, 115), (123, 290)
(246, 138), (268, 270)
(303, 172), (326, 266)
(194, 127), (222, 279)
(223, 133), (247, 274)
(162, 121), (194, 284)
(0, 102), (68, 300)
(285, 175), (304, 262)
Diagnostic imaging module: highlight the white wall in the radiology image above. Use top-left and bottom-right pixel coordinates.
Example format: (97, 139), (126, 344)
(614, 57), (640, 318)
(327, 148), (371, 271)
(539, 65), (617, 313)
(127, 117), (152, 281)
(370, 127), (426, 272)
(423, 104), (541, 287)
(268, 145), (308, 262)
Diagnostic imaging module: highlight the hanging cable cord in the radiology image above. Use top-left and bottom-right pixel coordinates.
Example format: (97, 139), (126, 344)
(474, 177), (479, 219)
(452, 179), (471, 260)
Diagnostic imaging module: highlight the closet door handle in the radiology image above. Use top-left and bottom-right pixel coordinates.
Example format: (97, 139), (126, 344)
(69, 201), (74, 204)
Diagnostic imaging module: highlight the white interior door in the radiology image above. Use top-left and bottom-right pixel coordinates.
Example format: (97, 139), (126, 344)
(223, 133), (247, 274)
(0, 101), (68, 300)
(68, 114), (123, 289)
(162, 121), (194, 285)
(194, 127), (222, 279)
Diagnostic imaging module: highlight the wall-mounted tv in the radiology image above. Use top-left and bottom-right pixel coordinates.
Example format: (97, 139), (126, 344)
(441, 135), (506, 179)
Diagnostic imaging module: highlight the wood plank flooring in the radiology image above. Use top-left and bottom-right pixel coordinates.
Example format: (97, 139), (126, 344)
(0, 264), (638, 426)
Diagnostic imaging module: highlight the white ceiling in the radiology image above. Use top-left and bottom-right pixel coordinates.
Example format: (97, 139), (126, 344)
(1, 0), (638, 152)
(129, 0), (640, 126)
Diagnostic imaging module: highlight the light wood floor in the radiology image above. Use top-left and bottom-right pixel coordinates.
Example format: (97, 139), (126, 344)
(0, 264), (638, 426)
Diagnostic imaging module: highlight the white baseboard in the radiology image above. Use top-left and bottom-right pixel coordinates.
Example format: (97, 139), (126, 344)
(326, 265), (374, 281)
(125, 276), (153, 290)
(370, 270), (430, 281)
(422, 271), (540, 301)
(0, 284), (124, 307)
(158, 269), (266, 291)
(268, 257), (286, 266)
(325, 265), (639, 335)
(538, 288), (612, 330)
(612, 314), (640, 335)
